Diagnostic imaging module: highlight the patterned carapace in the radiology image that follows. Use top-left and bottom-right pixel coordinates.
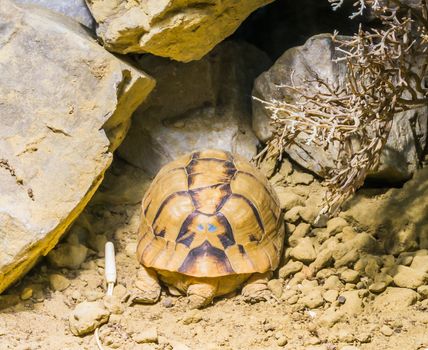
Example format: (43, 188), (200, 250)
(137, 149), (284, 277)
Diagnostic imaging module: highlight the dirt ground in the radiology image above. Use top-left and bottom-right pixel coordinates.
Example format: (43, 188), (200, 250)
(1, 157), (428, 350)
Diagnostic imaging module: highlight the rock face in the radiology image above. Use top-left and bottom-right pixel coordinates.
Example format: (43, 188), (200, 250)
(253, 34), (428, 182)
(0, 0), (155, 293)
(85, 0), (273, 61)
(341, 166), (428, 254)
(13, 0), (95, 28)
(118, 41), (270, 176)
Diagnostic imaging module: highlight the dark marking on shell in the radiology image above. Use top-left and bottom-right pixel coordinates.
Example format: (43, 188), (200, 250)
(178, 240), (234, 274)
(176, 211), (199, 243)
(238, 244), (245, 255)
(249, 234), (259, 242)
(154, 228), (166, 238)
(143, 199), (151, 216)
(152, 190), (189, 226)
(177, 232), (196, 248)
(215, 185), (232, 211)
(216, 212), (236, 248)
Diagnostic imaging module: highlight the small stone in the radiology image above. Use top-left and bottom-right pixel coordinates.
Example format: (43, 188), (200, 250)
(133, 327), (158, 344)
(84, 290), (105, 301)
(69, 301), (110, 336)
(380, 325), (393, 336)
(284, 207), (302, 223)
(103, 295), (124, 314)
(417, 285), (428, 299)
(113, 284), (128, 299)
(344, 283), (356, 291)
(317, 308), (344, 327)
(289, 237), (317, 264)
(20, 287), (33, 300)
(292, 223), (311, 238)
(410, 256), (428, 273)
(279, 261), (304, 279)
(277, 191), (305, 211)
(300, 289), (324, 309)
(287, 294), (299, 305)
(267, 279), (283, 298)
(397, 255), (413, 266)
(325, 217), (348, 236)
(182, 310), (203, 325)
(323, 290), (339, 303)
(276, 336), (288, 346)
(337, 295), (346, 304)
(162, 298), (175, 308)
(323, 275), (344, 291)
(47, 243), (88, 269)
(288, 272), (306, 287)
(369, 282), (387, 294)
(291, 172), (314, 185)
(373, 287), (418, 311)
(316, 269), (335, 279)
(299, 206), (318, 224)
(393, 265), (427, 289)
(340, 269), (360, 284)
(125, 242), (137, 258)
(49, 274), (71, 292)
(340, 347), (359, 350)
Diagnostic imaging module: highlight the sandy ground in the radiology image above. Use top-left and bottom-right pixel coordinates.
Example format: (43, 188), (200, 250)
(1, 157), (428, 350)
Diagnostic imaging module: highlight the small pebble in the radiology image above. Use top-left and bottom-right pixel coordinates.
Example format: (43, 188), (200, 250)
(276, 336), (288, 346)
(337, 295), (346, 304)
(182, 310), (203, 325)
(133, 327), (158, 344)
(323, 290), (339, 303)
(340, 269), (360, 284)
(267, 279), (283, 298)
(49, 274), (71, 292)
(69, 301), (110, 336)
(162, 298), (175, 308)
(369, 282), (387, 294)
(380, 325), (393, 336)
(20, 287), (33, 301)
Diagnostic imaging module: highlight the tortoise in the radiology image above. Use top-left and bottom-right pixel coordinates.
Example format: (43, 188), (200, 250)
(135, 149), (284, 308)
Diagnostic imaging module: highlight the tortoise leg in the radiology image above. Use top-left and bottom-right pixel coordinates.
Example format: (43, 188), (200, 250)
(241, 272), (273, 303)
(131, 266), (162, 304)
(187, 281), (218, 309)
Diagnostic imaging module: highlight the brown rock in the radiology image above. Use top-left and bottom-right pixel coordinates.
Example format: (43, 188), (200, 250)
(69, 301), (110, 336)
(86, 0), (273, 61)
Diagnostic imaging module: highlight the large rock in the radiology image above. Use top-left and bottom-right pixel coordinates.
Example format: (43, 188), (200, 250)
(13, 0), (95, 28)
(85, 0), (273, 61)
(0, 0), (155, 293)
(118, 41), (270, 176)
(341, 166), (428, 254)
(252, 34), (428, 182)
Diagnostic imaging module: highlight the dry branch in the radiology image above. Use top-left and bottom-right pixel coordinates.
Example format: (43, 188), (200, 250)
(257, 0), (428, 216)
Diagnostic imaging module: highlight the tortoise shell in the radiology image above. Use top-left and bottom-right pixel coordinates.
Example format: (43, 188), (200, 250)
(137, 149), (284, 277)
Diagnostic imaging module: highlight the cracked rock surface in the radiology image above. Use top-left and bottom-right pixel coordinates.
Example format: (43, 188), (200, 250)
(0, 0), (155, 293)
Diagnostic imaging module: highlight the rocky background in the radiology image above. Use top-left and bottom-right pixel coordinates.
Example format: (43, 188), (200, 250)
(0, 0), (427, 349)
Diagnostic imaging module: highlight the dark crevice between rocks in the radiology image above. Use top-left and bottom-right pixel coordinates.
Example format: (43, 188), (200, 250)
(232, 0), (360, 61)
